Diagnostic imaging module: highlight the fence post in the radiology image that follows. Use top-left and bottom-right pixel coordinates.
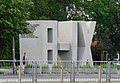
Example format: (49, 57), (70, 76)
(70, 61), (75, 83)
(98, 66), (102, 83)
(18, 65), (22, 83)
(32, 61), (37, 83)
(106, 60), (111, 83)
(60, 65), (63, 83)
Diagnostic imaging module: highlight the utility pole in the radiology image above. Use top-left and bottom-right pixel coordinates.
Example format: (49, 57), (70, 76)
(13, 36), (16, 74)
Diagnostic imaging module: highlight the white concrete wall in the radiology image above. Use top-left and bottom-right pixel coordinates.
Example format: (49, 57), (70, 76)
(20, 20), (58, 64)
(19, 20), (96, 66)
(20, 38), (41, 61)
(58, 21), (78, 62)
(40, 21), (58, 62)
(77, 21), (96, 65)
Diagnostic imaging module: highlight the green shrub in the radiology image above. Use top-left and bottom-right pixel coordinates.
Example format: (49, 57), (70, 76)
(52, 64), (61, 68)
(80, 65), (94, 68)
(0, 71), (4, 74)
(115, 65), (120, 70)
(26, 64), (40, 68)
(42, 65), (48, 68)
(26, 64), (32, 68)
(79, 64), (116, 68)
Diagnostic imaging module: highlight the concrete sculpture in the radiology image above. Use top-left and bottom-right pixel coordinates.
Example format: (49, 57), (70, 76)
(19, 20), (96, 66)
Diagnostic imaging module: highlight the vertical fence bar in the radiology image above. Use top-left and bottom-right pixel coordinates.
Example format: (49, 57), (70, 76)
(35, 62), (37, 83)
(32, 61), (34, 83)
(60, 65), (63, 83)
(98, 66), (102, 83)
(18, 65), (22, 83)
(70, 62), (75, 83)
(32, 61), (37, 83)
(106, 61), (111, 83)
(12, 37), (16, 74)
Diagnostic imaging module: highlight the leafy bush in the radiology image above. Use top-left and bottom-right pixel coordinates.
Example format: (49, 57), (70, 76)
(80, 65), (94, 68)
(26, 64), (40, 68)
(52, 64), (61, 68)
(26, 64), (32, 68)
(0, 71), (4, 74)
(80, 64), (117, 68)
(42, 65), (48, 68)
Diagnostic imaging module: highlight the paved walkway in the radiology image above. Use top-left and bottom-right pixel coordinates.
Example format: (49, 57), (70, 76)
(0, 78), (120, 83)
(0, 74), (120, 83)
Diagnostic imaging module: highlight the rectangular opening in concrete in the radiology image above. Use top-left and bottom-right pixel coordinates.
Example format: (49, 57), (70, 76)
(47, 28), (53, 43)
(48, 50), (53, 64)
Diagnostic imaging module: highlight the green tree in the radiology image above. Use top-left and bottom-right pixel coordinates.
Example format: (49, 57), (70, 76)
(60, 0), (120, 60)
(0, 0), (33, 59)
(30, 0), (51, 20)
(48, 0), (69, 20)
(79, 0), (120, 59)
(29, 0), (77, 21)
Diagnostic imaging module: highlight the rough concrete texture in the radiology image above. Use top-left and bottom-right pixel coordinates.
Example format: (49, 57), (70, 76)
(20, 20), (96, 66)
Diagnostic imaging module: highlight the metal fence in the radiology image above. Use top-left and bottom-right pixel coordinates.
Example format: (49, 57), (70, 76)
(0, 60), (120, 83)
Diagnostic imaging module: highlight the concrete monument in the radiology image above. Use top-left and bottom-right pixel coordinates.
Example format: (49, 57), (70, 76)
(19, 20), (96, 66)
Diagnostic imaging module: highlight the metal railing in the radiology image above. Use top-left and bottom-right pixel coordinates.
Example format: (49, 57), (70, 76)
(0, 60), (120, 83)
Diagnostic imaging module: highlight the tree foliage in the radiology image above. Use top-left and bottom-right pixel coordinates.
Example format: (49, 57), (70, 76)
(79, 0), (120, 59)
(1, 0), (120, 60)
(0, 0), (33, 59)
(30, 0), (51, 20)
